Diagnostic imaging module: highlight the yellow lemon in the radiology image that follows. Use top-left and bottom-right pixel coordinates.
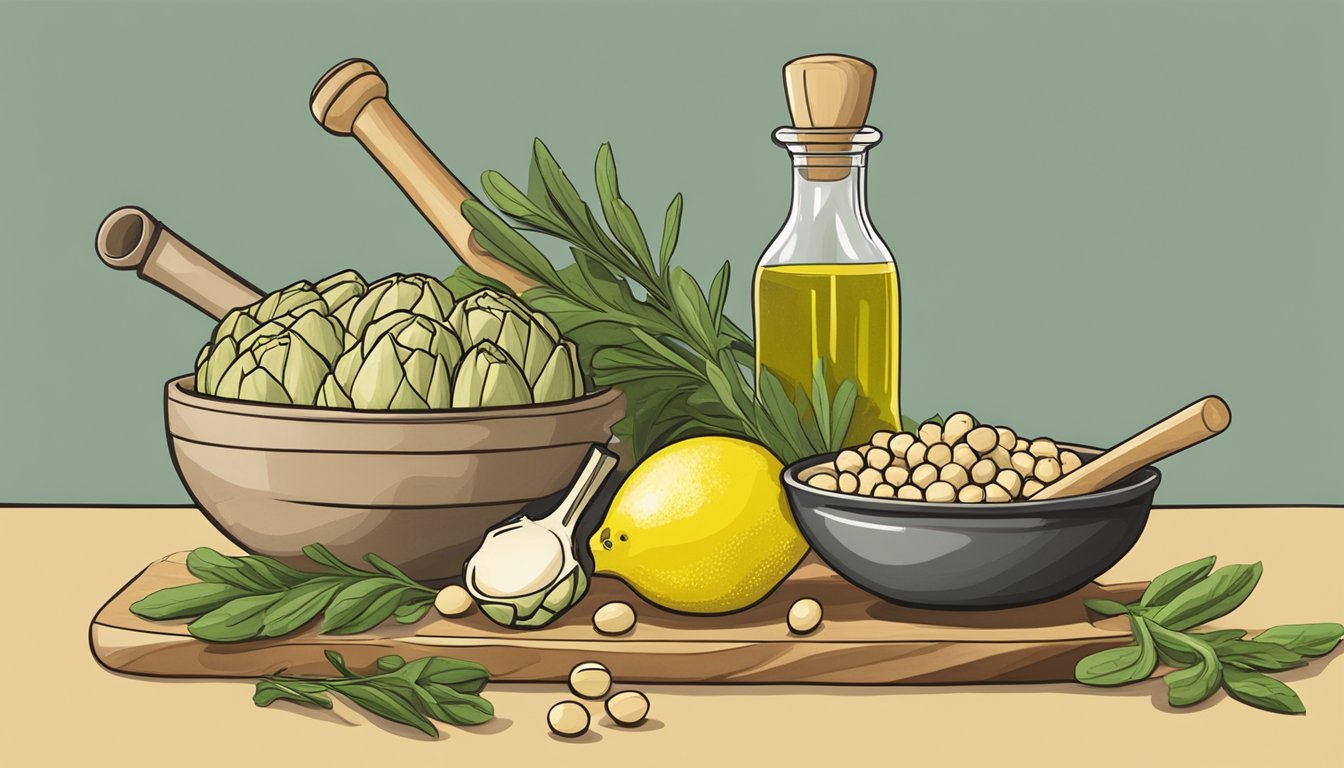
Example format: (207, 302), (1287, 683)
(590, 436), (807, 614)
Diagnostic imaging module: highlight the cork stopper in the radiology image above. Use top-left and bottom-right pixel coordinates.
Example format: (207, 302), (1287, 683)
(782, 54), (877, 181)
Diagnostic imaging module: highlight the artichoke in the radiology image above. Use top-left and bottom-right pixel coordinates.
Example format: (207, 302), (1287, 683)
(325, 311), (463, 410)
(451, 341), (533, 408)
(315, 270), (367, 321)
(197, 311), (345, 403)
(341, 273), (455, 337)
(449, 289), (585, 403)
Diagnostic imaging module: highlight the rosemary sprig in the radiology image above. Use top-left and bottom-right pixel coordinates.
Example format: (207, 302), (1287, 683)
(129, 545), (437, 642)
(255, 650), (493, 737)
(1075, 555), (1343, 714)
(454, 139), (857, 463)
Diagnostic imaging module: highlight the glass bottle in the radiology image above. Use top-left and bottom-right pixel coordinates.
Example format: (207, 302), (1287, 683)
(753, 55), (901, 445)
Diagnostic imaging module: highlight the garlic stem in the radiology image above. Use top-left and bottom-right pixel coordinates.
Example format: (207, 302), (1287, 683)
(553, 446), (619, 535)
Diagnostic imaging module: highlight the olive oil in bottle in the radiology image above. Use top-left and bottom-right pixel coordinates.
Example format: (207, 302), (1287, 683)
(753, 54), (901, 444)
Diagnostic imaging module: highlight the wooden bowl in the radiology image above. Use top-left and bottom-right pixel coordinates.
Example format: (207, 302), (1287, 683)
(164, 375), (625, 582)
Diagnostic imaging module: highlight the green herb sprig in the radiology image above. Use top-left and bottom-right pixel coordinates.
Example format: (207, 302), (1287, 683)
(255, 650), (492, 737)
(129, 546), (437, 643)
(1076, 556), (1343, 714)
(451, 139), (859, 463)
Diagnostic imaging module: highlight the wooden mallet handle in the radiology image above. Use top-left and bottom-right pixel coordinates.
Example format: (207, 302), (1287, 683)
(310, 59), (534, 293)
(1033, 396), (1232, 500)
(95, 206), (262, 320)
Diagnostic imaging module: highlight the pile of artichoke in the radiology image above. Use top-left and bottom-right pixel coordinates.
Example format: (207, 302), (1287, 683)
(194, 271), (585, 409)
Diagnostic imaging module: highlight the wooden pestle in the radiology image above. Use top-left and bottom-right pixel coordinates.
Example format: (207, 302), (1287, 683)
(783, 54), (876, 182)
(1033, 396), (1231, 500)
(96, 206), (262, 320)
(309, 59), (535, 293)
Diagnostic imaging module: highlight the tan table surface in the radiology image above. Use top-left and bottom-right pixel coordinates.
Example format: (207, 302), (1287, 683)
(1, 506), (1340, 766)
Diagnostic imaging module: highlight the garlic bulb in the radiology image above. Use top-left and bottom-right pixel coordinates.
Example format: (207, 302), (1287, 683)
(465, 447), (617, 628)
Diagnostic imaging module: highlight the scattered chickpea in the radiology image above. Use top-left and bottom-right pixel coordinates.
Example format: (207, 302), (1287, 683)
(925, 481), (957, 503)
(958, 484), (986, 503)
(942, 412), (974, 445)
(548, 701), (590, 738)
(568, 662), (612, 700)
(605, 691), (651, 728)
(918, 421), (944, 447)
(593, 601), (636, 636)
(911, 464), (938, 489)
(434, 585), (473, 617)
(1035, 456), (1063, 483)
(787, 597), (823, 634)
(836, 449), (864, 473)
(966, 426), (998, 455)
(926, 443), (953, 468)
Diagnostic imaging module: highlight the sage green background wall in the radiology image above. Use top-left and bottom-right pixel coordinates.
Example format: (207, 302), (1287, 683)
(1, 0), (1339, 504)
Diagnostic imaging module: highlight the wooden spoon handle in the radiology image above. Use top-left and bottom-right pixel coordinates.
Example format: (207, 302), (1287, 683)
(95, 206), (263, 320)
(1033, 396), (1231, 500)
(310, 59), (535, 294)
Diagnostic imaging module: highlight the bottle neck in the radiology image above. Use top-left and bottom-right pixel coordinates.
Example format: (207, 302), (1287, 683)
(788, 162), (874, 231)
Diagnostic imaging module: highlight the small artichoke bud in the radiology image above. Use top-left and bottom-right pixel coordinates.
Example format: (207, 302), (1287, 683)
(452, 341), (533, 408)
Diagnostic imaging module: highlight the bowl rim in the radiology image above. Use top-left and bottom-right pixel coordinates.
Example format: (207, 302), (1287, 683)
(165, 374), (624, 422)
(782, 445), (1161, 519)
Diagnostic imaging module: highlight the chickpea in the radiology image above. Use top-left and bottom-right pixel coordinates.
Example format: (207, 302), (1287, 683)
(605, 691), (651, 728)
(995, 469), (1023, 497)
(911, 463), (938, 489)
(835, 449), (864, 474)
(905, 442), (928, 467)
(838, 472), (859, 494)
(996, 426), (1017, 451)
(434, 585), (473, 617)
(897, 484), (924, 501)
(568, 661), (612, 700)
(1011, 451), (1037, 478)
(918, 421), (944, 447)
(1029, 438), (1059, 459)
(1060, 450), (1082, 475)
(939, 463), (969, 488)
(807, 474), (839, 492)
(800, 463), (836, 482)
(966, 426), (998, 455)
(988, 446), (1013, 470)
(985, 484), (1012, 503)
(952, 443), (978, 469)
(942, 412), (975, 445)
(873, 483), (897, 498)
(870, 430), (896, 450)
(958, 484), (986, 503)
(889, 433), (916, 459)
(787, 598), (823, 635)
(1035, 457), (1062, 483)
(925, 481), (956, 503)
(883, 465), (910, 486)
(593, 601), (637, 635)
(857, 445), (872, 457)
(1015, 438), (1029, 452)
(970, 458), (997, 484)
(866, 447), (892, 471)
(927, 442), (953, 468)
(1023, 479), (1045, 498)
(548, 701), (590, 738)
(857, 467), (883, 495)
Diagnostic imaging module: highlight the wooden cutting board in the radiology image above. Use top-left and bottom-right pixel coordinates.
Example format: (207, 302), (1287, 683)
(91, 552), (1144, 685)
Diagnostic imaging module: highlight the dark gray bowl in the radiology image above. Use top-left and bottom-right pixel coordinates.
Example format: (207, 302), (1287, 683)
(783, 448), (1158, 609)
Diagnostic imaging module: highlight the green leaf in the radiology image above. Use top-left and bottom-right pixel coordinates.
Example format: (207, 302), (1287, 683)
(1221, 667), (1306, 715)
(829, 379), (858, 448)
(595, 143), (656, 278)
(254, 679), (333, 709)
(1215, 640), (1305, 672)
(1251, 623), (1344, 657)
(809, 360), (832, 449)
(1083, 599), (1130, 617)
(362, 553), (424, 587)
(461, 199), (563, 286)
(301, 543), (368, 577)
(188, 593), (286, 643)
(1147, 562), (1262, 631)
(337, 682), (438, 737)
(1149, 623), (1223, 707)
(186, 548), (305, 592)
(130, 582), (253, 621)
(1139, 555), (1217, 608)
(259, 577), (343, 637)
(393, 601), (433, 624)
(321, 579), (416, 635)
(376, 655), (407, 673)
(659, 194), (683, 276)
(1074, 614), (1157, 686)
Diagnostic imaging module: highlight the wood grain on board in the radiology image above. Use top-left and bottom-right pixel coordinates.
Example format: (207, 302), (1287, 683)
(91, 552), (1145, 685)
